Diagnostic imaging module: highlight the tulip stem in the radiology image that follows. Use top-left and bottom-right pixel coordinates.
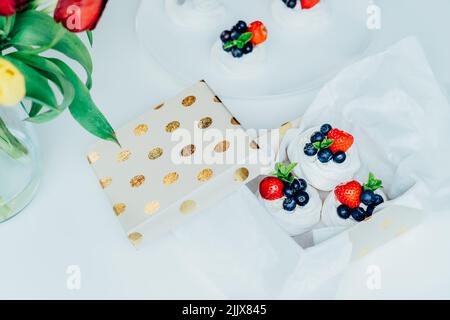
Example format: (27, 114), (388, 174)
(0, 116), (28, 160)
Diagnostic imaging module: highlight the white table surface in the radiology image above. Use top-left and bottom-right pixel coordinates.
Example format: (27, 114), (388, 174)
(1, 0), (450, 299)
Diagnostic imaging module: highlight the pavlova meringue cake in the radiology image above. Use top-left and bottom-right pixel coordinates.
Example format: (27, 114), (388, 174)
(321, 173), (387, 227)
(210, 20), (268, 77)
(258, 163), (322, 236)
(287, 124), (361, 191)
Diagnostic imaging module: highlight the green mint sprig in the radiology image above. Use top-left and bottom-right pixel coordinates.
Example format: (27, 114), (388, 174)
(223, 32), (253, 50)
(271, 162), (297, 183)
(363, 172), (383, 191)
(313, 138), (334, 151)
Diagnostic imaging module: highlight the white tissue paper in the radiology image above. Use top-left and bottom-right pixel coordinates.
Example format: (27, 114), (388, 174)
(172, 37), (450, 298)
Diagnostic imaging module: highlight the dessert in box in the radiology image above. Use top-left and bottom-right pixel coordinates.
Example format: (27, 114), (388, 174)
(87, 81), (266, 247)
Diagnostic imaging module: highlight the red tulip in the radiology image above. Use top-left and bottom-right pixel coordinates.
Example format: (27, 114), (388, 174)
(54, 0), (108, 32)
(0, 0), (31, 16)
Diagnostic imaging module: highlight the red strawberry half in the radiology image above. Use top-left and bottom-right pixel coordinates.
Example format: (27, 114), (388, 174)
(334, 181), (362, 209)
(300, 0), (321, 9)
(327, 128), (354, 153)
(259, 177), (284, 200)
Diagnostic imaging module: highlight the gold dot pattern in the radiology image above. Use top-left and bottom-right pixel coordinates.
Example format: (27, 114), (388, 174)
(197, 168), (213, 182)
(181, 144), (196, 157)
(180, 200), (197, 214)
(165, 121), (180, 133)
(117, 150), (131, 162)
(213, 96), (222, 103)
(230, 117), (240, 126)
(100, 177), (112, 189)
(154, 103), (164, 110)
(279, 122), (293, 135)
(145, 201), (161, 215)
(182, 96), (196, 107)
(148, 147), (163, 160)
(198, 117), (213, 129)
(87, 151), (100, 164)
(250, 141), (260, 150)
(234, 167), (250, 182)
(113, 203), (126, 216)
(214, 140), (230, 153)
(128, 232), (143, 246)
(130, 175), (146, 188)
(134, 124), (149, 136)
(163, 172), (179, 185)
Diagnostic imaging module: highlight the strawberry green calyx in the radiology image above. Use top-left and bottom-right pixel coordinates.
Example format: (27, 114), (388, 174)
(363, 172), (383, 191)
(313, 138), (334, 151)
(224, 32), (253, 50)
(271, 162), (297, 183)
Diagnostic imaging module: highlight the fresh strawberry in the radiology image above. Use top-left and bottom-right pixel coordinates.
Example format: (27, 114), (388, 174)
(300, 0), (321, 9)
(334, 181), (362, 209)
(259, 177), (284, 200)
(248, 21), (268, 46)
(327, 128), (354, 153)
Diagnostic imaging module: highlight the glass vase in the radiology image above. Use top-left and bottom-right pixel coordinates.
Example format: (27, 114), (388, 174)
(0, 106), (41, 223)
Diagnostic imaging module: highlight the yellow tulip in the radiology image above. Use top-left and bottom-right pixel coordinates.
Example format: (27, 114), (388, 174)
(0, 58), (26, 107)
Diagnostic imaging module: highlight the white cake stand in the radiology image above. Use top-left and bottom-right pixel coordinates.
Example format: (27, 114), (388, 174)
(136, 0), (375, 128)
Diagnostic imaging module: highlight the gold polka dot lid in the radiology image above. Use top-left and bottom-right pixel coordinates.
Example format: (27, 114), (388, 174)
(86, 81), (262, 248)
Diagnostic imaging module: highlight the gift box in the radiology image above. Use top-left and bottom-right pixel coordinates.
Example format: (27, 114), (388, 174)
(87, 81), (268, 247)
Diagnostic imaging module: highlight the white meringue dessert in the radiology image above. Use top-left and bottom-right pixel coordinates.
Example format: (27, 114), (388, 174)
(321, 188), (387, 228)
(259, 184), (322, 236)
(287, 126), (361, 191)
(165, 0), (226, 28)
(210, 40), (267, 77)
(271, 0), (330, 32)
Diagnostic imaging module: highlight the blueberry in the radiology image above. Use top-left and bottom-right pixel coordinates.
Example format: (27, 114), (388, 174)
(298, 178), (307, 191)
(231, 47), (243, 58)
(230, 29), (241, 40)
(286, 0), (297, 8)
(242, 42), (253, 55)
(373, 194), (384, 206)
(294, 191), (309, 207)
(336, 204), (351, 219)
(235, 20), (247, 34)
(220, 30), (231, 43)
(361, 190), (375, 206)
(283, 184), (295, 198)
(332, 151), (346, 164)
(317, 148), (333, 163)
(320, 124), (332, 135)
(351, 207), (366, 222)
(291, 179), (301, 192)
(304, 143), (318, 157)
(310, 131), (324, 143)
(366, 205), (375, 217)
(283, 197), (297, 212)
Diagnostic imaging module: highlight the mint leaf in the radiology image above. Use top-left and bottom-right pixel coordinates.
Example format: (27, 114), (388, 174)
(236, 40), (245, 49)
(313, 142), (321, 150)
(238, 32), (253, 44)
(223, 41), (236, 49)
(321, 139), (334, 149)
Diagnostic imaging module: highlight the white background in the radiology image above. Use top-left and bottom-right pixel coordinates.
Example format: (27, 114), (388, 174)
(1, 0), (450, 299)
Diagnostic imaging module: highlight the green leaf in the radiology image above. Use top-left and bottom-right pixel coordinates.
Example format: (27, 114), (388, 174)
(86, 31), (93, 47)
(3, 56), (58, 109)
(321, 138), (334, 149)
(236, 40), (245, 49)
(363, 172), (383, 191)
(223, 41), (236, 50)
(49, 59), (118, 144)
(0, 15), (15, 37)
(26, 109), (62, 124)
(29, 102), (43, 118)
(313, 142), (321, 150)
(9, 10), (93, 89)
(238, 32), (253, 44)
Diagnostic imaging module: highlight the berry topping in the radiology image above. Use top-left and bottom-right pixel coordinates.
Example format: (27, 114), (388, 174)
(298, 178), (308, 191)
(335, 180), (362, 209)
(361, 189), (375, 206)
(259, 177), (284, 201)
(283, 197), (297, 212)
(320, 123), (332, 135)
(332, 151), (346, 164)
(230, 29), (241, 41)
(242, 42), (254, 55)
(248, 21), (268, 46)
(304, 143), (318, 157)
(294, 190), (310, 207)
(222, 43), (232, 52)
(327, 128), (354, 153)
(284, 0), (297, 9)
(220, 30), (231, 43)
(373, 194), (384, 206)
(317, 148), (333, 163)
(336, 204), (351, 219)
(310, 131), (324, 143)
(300, 0), (321, 9)
(283, 184), (295, 198)
(231, 47), (243, 58)
(235, 20), (248, 34)
(366, 205), (375, 217)
(351, 207), (366, 222)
